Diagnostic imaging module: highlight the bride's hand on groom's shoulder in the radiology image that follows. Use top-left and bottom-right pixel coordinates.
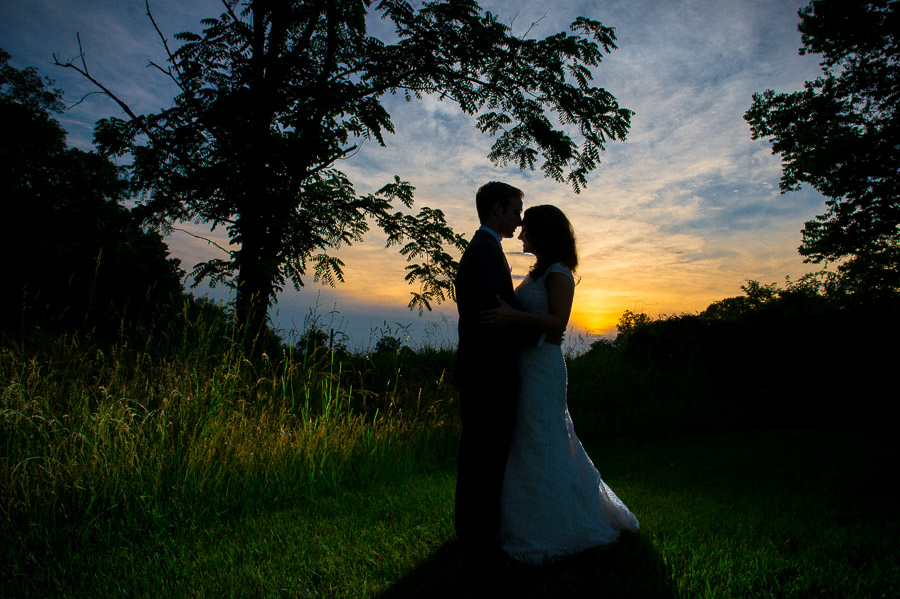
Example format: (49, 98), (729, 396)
(480, 297), (514, 328)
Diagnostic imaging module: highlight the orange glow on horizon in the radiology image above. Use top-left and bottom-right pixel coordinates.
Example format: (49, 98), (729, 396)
(167, 201), (817, 347)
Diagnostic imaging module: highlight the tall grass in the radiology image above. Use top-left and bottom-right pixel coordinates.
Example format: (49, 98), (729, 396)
(0, 308), (459, 582)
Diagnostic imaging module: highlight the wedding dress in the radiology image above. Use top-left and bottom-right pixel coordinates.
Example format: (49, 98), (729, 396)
(499, 263), (639, 564)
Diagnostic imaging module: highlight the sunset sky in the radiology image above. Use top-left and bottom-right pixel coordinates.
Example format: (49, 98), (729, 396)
(1, 0), (829, 350)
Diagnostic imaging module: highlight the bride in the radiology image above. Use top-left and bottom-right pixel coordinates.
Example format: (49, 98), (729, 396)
(481, 204), (639, 564)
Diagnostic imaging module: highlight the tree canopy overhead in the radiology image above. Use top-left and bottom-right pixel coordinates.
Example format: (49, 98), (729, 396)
(57, 0), (633, 340)
(744, 0), (899, 300)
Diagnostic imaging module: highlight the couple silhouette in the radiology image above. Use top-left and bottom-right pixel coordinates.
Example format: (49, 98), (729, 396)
(453, 181), (638, 565)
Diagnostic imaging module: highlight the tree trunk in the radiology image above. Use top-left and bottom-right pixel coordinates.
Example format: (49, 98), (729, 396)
(235, 38), (280, 354)
(234, 204), (278, 353)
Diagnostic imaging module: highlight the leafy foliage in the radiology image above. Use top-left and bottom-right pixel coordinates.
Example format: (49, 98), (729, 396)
(615, 309), (653, 338)
(744, 0), (900, 299)
(56, 0), (632, 340)
(0, 49), (184, 338)
(572, 278), (895, 439)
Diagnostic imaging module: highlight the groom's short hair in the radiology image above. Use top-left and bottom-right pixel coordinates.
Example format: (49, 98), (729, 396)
(476, 181), (524, 224)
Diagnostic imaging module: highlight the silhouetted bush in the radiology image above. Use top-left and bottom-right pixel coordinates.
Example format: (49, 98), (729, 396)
(568, 280), (897, 439)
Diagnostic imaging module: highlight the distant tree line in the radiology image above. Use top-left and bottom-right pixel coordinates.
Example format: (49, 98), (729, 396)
(569, 278), (896, 439)
(1, 49), (184, 341)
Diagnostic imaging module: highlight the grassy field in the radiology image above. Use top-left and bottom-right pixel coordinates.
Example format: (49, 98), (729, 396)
(2, 309), (897, 598)
(6, 427), (896, 598)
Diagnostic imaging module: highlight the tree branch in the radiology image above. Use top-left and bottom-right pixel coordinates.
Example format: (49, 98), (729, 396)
(220, 0), (241, 25)
(519, 14), (547, 40)
(67, 89), (107, 109)
(170, 226), (232, 255)
(147, 59), (177, 83)
(144, 0), (184, 91)
(53, 34), (142, 122)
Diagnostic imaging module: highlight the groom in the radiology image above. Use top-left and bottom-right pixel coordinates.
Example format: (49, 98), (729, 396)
(453, 181), (524, 552)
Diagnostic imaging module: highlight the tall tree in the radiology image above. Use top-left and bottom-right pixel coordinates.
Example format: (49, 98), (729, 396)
(744, 0), (899, 300)
(1, 48), (184, 338)
(57, 0), (633, 340)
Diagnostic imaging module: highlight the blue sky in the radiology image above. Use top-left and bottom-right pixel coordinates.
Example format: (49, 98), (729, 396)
(2, 0), (829, 350)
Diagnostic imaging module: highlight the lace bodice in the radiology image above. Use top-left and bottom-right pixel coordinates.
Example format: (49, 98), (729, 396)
(515, 263), (575, 316)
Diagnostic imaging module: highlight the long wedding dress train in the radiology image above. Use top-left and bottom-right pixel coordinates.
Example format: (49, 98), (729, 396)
(499, 263), (639, 564)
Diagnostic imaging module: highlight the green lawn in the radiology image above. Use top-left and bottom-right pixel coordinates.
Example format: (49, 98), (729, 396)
(7, 428), (897, 598)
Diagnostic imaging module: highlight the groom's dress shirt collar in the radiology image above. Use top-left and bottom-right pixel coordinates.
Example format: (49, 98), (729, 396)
(478, 226), (502, 246)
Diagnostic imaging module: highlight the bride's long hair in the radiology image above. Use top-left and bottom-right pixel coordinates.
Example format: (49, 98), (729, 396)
(523, 205), (578, 279)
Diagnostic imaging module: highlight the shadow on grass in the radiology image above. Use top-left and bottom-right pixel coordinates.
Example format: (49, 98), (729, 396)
(378, 531), (675, 599)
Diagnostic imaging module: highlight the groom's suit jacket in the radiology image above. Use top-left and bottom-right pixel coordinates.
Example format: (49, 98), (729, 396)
(453, 228), (521, 545)
(454, 228), (520, 400)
